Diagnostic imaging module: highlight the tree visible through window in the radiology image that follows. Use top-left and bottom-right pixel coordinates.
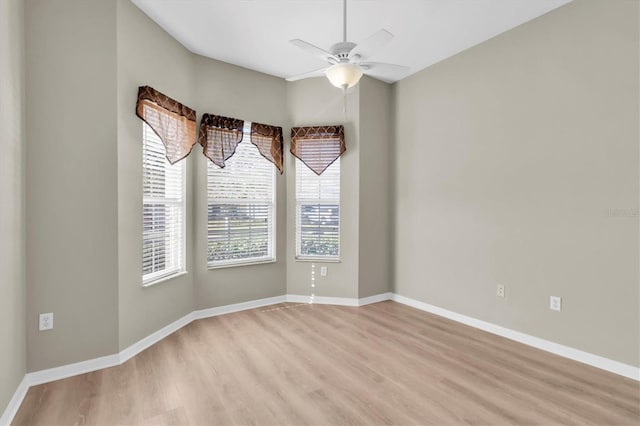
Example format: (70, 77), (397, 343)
(207, 126), (275, 267)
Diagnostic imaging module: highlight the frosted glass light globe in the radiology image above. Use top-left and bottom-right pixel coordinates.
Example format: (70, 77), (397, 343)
(326, 63), (364, 89)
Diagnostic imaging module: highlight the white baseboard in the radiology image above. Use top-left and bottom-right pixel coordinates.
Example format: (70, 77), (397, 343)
(0, 377), (28, 426)
(358, 292), (393, 306)
(287, 294), (358, 306)
(194, 295), (287, 319)
(286, 293), (392, 306)
(26, 353), (121, 387)
(391, 293), (640, 381)
(284, 294), (311, 304)
(1, 294), (292, 424)
(24, 295), (290, 392)
(119, 312), (196, 364)
(5, 290), (635, 424)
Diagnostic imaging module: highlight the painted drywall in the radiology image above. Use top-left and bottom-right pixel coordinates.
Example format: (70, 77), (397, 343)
(25, 0), (119, 371)
(116, 0), (195, 350)
(393, 0), (639, 366)
(358, 76), (393, 298)
(192, 55), (288, 308)
(285, 78), (360, 298)
(0, 0), (26, 412)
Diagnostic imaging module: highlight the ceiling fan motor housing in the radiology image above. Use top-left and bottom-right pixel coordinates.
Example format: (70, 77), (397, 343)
(331, 41), (357, 62)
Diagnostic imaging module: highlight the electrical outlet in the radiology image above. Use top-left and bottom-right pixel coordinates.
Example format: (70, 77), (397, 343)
(39, 313), (53, 331)
(496, 284), (505, 298)
(320, 266), (327, 277)
(550, 296), (562, 312)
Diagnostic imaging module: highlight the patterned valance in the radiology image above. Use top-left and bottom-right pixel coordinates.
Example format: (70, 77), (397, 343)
(198, 114), (244, 168)
(290, 125), (346, 175)
(136, 86), (197, 164)
(251, 122), (284, 174)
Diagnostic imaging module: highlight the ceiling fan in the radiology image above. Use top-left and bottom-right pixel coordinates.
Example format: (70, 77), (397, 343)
(286, 0), (409, 89)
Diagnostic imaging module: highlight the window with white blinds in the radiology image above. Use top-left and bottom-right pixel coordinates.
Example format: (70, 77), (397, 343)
(296, 158), (340, 260)
(207, 125), (275, 267)
(142, 123), (186, 285)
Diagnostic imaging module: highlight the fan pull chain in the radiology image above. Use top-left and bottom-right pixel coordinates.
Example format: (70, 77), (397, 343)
(343, 88), (347, 122)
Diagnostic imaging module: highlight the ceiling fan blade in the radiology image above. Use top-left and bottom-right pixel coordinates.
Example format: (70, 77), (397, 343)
(290, 39), (338, 64)
(359, 62), (410, 81)
(348, 29), (394, 61)
(286, 67), (330, 82)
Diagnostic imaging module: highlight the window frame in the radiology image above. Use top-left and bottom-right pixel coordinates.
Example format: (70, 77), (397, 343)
(142, 123), (187, 287)
(295, 157), (341, 262)
(206, 126), (277, 269)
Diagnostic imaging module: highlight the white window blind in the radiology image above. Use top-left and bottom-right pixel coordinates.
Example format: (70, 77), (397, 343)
(207, 125), (275, 267)
(296, 158), (340, 260)
(142, 123), (186, 284)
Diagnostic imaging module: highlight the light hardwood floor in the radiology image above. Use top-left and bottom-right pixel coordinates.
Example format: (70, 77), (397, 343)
(13, 301), (640, 425)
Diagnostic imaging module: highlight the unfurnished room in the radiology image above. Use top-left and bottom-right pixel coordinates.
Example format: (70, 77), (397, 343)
(0, 0), (639, 425)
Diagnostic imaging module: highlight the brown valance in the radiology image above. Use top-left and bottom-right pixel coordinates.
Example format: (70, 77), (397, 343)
(136, 86), (197, 164)
(290, 125), (346, 175)
(250, 122), (284, 174)
(199, 114), (244, 168)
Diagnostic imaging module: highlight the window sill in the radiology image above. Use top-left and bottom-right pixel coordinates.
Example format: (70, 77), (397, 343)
(208, 258), (276, 270)
(143, 271), (188, 288)
(295, 257), (341, 263)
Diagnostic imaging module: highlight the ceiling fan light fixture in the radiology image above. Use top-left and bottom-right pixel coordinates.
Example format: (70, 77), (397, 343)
(326, 63), (363, 89)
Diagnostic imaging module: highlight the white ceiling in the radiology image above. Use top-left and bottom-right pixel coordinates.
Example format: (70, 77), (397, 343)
(131, 0), (571, 83)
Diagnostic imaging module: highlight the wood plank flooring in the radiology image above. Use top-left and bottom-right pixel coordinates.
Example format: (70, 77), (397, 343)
(13, 301), (640, 425)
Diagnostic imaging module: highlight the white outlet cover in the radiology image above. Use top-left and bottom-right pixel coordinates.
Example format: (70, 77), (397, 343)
(496, 285), (505, 298)
(39, 313), (54, 331)
(550, 296), (562, 312)
(320, 266), (327, 277)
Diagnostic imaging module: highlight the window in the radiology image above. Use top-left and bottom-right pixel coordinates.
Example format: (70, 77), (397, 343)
(142, 123), (186, 285)
(207, 125), (276, 267)
(296, 158), (340, 260)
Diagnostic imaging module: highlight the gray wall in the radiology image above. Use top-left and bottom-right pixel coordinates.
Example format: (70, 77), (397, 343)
(22, 0), (291, 372)
(192, 55), (288, 309)
(392, 0), (639, 366)
(0, 0), (26, 412)
(285, 78), (361, 299)
(25, 0), (119, 371)
(358, 76), (393, 298)
(116, 0), (195, 350)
